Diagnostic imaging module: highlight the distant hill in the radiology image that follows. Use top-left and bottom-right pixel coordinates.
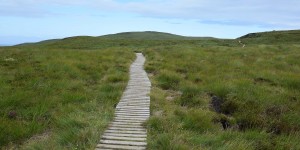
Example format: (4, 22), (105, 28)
(12, 30), (300, 48)
(100, 31), (213, 40)
(238, 30), (300, 44)
(13, 31), (217, 48)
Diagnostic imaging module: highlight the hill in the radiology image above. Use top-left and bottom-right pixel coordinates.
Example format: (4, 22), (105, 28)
(100, 31), (213, 40)
(14, 31), (216, 47)
(14, 30), (300, 48)
(11, 30), (300, 47)
(238, 30), (300, 44)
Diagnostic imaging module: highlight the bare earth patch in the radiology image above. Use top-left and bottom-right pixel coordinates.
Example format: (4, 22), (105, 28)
(24, 130), (51, 145)
(165, 90), (182, 101)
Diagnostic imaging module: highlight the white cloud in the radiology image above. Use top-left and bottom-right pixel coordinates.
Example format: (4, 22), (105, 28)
(1, 0), (299, 27)
(111, 0), (300, 27)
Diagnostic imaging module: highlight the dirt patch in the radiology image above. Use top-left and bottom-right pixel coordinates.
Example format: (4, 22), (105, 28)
(3, 130), (53, 150)
(153, 110), (164, 117)
(148, 73), (154, 77)
(209, 94), (231, 130)
(166, 96), (173, 101)
(211, 96), (223, 113)
(165, 90), (182, 101)
(24, 130), (51, 145)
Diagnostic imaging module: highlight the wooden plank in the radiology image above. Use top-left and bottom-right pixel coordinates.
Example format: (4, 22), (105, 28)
(111, 121), (143, 126)
(109, 124), (143, 128)
(114, 116), (148, 120)
(97, 144), (146, 150)
(102, 135), (146, 141)
(103, 133), (147, 138)
(114, 119), (147, 123)
(114, 116), (148, 119)
(115, 111), (150, 115)
(115, 114), (150, 118)
(105, 129), (147, 134)
(100, 139), (147, 146)
(108, 127), (146, 131)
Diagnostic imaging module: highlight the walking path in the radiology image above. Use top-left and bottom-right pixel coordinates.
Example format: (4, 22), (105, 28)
(96, 53), (151, 150)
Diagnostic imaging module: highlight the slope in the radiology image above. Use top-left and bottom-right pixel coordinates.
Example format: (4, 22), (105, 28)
(238, 30), (300, 44)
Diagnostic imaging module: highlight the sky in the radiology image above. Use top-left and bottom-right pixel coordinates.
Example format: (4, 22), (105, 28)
(0, 0), (299, 45)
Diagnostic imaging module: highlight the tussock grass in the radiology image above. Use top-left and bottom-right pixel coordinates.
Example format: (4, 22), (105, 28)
(0, 47), (134, 149)
(144, 43), (300, 149)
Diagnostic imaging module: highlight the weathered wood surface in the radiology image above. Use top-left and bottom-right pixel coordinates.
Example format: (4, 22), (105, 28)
(96, 53), (150, 150)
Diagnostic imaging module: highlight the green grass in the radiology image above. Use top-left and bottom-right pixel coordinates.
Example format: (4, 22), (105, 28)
(1, 30), (300, 149)
(101, 31), (215, 40)
(16, 31), (237, 49)
(144, 43), (300, 149)
(239, 30), (300, 45)
(0, 46), (135, 149)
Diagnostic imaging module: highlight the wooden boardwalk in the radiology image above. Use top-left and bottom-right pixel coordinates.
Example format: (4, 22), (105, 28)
(96, 53), (151, 150)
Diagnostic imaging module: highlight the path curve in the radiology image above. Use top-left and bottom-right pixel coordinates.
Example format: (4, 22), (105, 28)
(96, 53), (151, 150)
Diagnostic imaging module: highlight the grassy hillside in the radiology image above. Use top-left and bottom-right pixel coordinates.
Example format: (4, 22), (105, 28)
(238, 30), (300, 45)
(1, 30), (300, 149)
(101, 31), (214, 40)
(15, 31), (221, 49)
(102, 31), (186, 40)
(15, 30), (300, 48)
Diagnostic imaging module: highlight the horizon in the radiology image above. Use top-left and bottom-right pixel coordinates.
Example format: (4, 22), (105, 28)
(1, 0), (299, 45)
(1, 29), (297, 46)
(1, 29), (298, 46)
(2, 29), (250, 46)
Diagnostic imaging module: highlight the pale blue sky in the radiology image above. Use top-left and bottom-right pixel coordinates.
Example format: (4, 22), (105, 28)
(1, 0), (299, 45)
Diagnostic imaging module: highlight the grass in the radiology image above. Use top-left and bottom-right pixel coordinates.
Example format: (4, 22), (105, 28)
(239, 30), (300, 45)
(1, 30), (299, 149)
(101, 31), (215, 40)
(0, 46), (135, 149)
(144, 43), (300, 149)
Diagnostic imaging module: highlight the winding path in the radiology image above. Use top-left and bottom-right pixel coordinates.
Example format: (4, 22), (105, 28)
(96, 53), (151, 150)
